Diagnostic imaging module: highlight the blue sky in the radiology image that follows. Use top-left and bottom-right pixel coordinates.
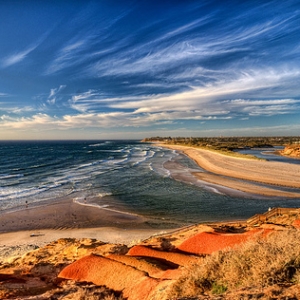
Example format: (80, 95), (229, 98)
(0, 0), (299, 140)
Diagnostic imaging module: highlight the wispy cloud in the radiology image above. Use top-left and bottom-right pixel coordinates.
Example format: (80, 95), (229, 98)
(44, 5), (133, 76)
(1, 1), (299, 139)
(80, 0), (300, 108)
(1, 47), (35, 68)
(5, 106), (36, 114)
(107, 67), (300, 115)
(222, 99), (300, 117)
(1, 30), (50, 68)
(45, 37), (91, 75)
(47, 85), (66, 105)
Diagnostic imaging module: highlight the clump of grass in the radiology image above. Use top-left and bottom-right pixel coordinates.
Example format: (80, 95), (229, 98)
(211, 282), (227, 295)
(49, 283), (125, 300)
(170, 229), (300, 298)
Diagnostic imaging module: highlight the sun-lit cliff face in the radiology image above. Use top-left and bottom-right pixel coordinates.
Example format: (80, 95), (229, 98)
(281, 144), (300, 157)
(1, 209), (300, 299)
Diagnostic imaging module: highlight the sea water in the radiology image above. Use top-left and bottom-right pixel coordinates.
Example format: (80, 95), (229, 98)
(1, 140), (300, 228)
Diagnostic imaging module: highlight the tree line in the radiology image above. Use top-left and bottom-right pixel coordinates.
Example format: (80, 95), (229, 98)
(142, 136), (300, 151)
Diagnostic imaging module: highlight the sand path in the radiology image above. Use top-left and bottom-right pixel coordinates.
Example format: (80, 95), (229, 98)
(160, 144), (300, 197)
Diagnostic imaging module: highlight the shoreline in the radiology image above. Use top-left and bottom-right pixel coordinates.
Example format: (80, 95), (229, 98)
(1, 143), (300, 249)
(159, 144), (300, 198)
(0, 198), (150, 233)
(0, 198), (176, 250)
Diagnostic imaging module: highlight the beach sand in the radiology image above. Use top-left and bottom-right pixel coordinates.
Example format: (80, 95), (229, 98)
(0, 198), (149, 233)
(160, 144), (300, 198)
(1, 144), (300, 250)
(0, 198), (172, 249)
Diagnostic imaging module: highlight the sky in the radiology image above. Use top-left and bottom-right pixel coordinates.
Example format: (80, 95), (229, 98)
(0, 0), (299, 140)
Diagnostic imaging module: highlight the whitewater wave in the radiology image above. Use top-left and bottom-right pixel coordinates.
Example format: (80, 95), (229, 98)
(73, 197), (139, 217)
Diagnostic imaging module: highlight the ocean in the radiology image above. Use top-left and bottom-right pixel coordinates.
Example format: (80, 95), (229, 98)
(1, 140), (300, 228)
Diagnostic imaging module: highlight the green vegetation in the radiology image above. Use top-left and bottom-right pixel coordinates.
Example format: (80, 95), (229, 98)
(211, 282), (228, 295)
(143, 136), (300, 158)
(144, 136), (300, 151)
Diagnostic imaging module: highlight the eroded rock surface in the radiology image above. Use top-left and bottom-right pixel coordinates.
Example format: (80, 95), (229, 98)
(1, 218), (300, 300)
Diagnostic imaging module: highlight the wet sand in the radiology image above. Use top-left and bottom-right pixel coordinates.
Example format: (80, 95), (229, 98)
(160, 144), (300, 198)
(1, 144), (299, 249)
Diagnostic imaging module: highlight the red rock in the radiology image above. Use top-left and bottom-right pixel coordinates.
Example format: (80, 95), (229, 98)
(127, 245), (200, 266)
(178, 229), (268, 255)
(107, 254), (165, 278)
(293, 219), (300, 227)
(108, 253), (183, 280)
(124, 276), (160, 300)
(58, 254), (159, 300)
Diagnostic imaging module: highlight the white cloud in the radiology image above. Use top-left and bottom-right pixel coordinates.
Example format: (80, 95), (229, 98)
(3, 64), (295, 135)
(223, 98), (300, 116)
(71, 90), (96, 102)
(0, 114), (55, 129)
(87, 16), (283, 79)
(1, 30), (50, 68)
(1, 48), (34, 68)
(106, 67), (300, 117)
(47, 85), (66, 105)
(45, 36), (92, 75)
(2, 114), (299, 140)
(0, 104), (35, 114)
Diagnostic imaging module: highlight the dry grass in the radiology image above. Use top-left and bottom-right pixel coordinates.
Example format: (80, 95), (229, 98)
(170, 229), (300, 298)
(45, 283), (125, 299)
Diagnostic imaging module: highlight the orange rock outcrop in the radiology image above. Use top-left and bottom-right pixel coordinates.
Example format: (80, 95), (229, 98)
(178, 228), (271, 255)
(57, 229), (275, 299)
(1, 212), (299, 300)
(58, 254), (159, 300)
(281, 145), (300, 157)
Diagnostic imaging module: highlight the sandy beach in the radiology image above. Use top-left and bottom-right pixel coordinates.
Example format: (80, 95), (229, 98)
(0, 198), (173, 252)
(0, 198), (150, 233)
(1, 144), (300, 252)
(0, 199), (175, 264)
(160, 144), (300, 198)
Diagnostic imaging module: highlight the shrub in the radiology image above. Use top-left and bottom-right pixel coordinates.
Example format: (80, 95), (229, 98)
(170, 229), (300, 298)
